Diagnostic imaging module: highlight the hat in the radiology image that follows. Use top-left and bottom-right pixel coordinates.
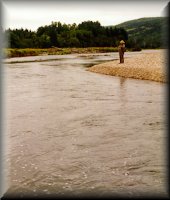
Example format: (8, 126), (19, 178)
(120, 40), (125, 44)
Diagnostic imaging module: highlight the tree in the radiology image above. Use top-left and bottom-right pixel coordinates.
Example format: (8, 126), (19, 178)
(5, 20), (129, 48)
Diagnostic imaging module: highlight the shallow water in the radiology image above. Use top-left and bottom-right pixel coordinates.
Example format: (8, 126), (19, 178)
(3, 51), (168, 198)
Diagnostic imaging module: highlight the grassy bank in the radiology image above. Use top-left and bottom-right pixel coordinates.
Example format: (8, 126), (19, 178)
(4, 47), (122, 58)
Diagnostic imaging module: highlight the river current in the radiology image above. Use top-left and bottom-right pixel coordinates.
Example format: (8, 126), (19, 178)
(2, 50), (168, 198)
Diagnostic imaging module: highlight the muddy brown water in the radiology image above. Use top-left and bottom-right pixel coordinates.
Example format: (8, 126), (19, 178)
(2, 51), (168, 197)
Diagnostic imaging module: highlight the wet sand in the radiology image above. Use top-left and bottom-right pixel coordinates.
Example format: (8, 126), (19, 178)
(88, 50), (167, 83)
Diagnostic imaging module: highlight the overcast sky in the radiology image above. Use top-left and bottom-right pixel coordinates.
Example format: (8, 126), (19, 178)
(2, 0), (169, 31)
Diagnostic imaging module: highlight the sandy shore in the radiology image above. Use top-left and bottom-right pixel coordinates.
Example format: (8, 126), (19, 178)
(87, 50), (167, 83)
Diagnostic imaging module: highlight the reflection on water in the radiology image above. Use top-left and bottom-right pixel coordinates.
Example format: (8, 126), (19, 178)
(3, 51), (168, 198)
(120, 77), (126, 87)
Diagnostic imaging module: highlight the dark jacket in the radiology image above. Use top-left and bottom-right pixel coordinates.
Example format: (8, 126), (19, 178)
(118, 45), (126, 54)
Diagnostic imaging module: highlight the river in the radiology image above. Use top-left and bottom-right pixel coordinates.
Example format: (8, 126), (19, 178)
(2, 50), (168, 198)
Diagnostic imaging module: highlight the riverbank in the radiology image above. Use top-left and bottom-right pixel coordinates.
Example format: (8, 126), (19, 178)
(3, 47), (144, 58)
(4, 47), (119, 58)
(87, 50), (167, 83)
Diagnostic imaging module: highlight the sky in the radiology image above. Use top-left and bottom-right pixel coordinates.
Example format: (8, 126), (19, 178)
(2, 0), (169, 31)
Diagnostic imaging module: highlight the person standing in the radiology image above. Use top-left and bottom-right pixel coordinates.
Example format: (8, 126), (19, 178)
(118, 40), (126, 63)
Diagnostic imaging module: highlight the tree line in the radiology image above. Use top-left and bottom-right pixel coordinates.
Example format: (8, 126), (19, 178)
(5, 21), (129, 48)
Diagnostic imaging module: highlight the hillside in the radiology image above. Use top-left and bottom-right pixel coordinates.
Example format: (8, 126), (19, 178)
(112, 17), (168, 48)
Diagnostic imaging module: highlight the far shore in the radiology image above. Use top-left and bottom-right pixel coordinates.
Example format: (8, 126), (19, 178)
(4, 47), (119, 58)
(87, 50), (167, 83)
(4, 47), (157, 58)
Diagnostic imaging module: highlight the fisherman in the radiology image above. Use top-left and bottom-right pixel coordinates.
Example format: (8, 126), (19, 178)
(118, 40), (126, 63)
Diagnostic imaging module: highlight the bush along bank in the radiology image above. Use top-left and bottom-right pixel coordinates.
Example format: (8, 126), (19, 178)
(4, 47), (142, 58)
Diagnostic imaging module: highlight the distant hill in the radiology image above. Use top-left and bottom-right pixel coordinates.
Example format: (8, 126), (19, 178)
(111, 17), (168, 48)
